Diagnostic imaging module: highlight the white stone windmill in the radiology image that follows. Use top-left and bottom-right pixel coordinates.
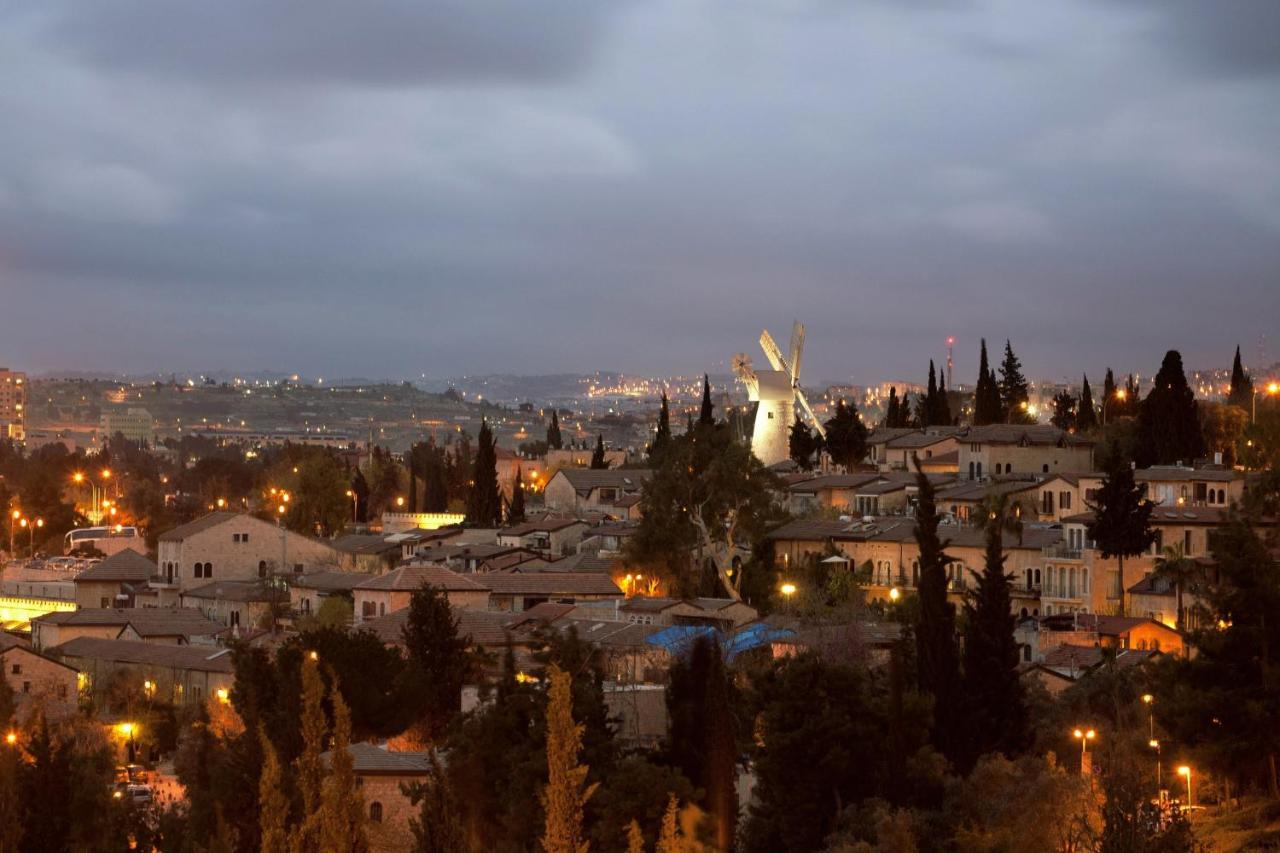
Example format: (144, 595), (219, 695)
(733, 321), (825, 466)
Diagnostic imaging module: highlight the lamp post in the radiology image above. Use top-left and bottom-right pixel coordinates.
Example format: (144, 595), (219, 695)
(8, 509), (19, 556)
(1253, 381), (1280, 424)
(1073, 728), (1097, 775)
(1150, 739), (1163, 793)
(780, 582), (797, 613)
(1177, 765), (1193, 808)
(1142, 693), (1155, 740)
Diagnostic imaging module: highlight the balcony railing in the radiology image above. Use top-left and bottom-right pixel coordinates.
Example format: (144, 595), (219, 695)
(1043, 543), (1091, 560)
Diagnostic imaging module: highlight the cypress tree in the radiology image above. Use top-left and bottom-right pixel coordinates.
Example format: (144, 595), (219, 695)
(1077, 374), (1099, 432)
(424, 444), (449, 512)
(699, 374), (715, 426)
(960, 495), (1028, 771)
(933, 365), (953, 426)
(319, 688), (368, 853)
(1228, 344), (1254, 409)
(350, 468), (370, 524)
(973, 339), (1003, 426)
(1086, 443), (1155, 597)
(912, 455), (961, 761)
(403, 587), (469, 741)
(406, 451), (418, 513)
(547, 410), (563, 450)
(626, 821), (645, 853)
(590, 434), (608, 469)
(918, 361), (939, 427)
(292, 655), (327, 852)
(998, 340), (1031, 423)
(884, 387), (900, 428)
(259, 730), (289, 853)
(666, 637), (736, 851)
(509, 469), (527, 524)
(789, 416), (817, 470)
(406, 751), (465, 853)
(1135, 350), (1206, 467)
(1103, 368), (1118, 423)
(540, 665), (597, 853)
(651, 392), (673, 461)
(465, 419), (502, 526)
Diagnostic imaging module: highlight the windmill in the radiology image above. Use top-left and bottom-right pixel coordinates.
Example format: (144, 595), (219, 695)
(733, 321), (824, 466)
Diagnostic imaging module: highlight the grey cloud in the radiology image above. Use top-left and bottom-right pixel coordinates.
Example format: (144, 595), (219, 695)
(34, 0), (618, 87)
(1115, 0), (1280, 77)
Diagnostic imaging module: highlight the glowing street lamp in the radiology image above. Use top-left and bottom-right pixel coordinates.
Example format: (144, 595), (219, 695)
(1149, 739), (1162, 791)
(889, 587), (901, 603)
(4, 731), (16, 746)
(1253, 381), (1280, 424)
(1177, 765), (1193, 807)
(1073, 728), (1097, 775)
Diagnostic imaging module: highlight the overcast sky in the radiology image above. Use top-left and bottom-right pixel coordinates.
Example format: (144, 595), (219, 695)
(1, 0), (1278, 385)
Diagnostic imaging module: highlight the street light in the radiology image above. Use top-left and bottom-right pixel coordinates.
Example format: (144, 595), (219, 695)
(1252, 381), (1280, 424)
(889, 587), (901, 603)
(1177, 765), (1193, 808)
(1150, 739), (1162, 792)
(780, 582), (797, 612)
(1073, 728), (1097, 774)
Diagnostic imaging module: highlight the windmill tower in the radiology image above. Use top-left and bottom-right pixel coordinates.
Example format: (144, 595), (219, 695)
(733, 322), (825, 466)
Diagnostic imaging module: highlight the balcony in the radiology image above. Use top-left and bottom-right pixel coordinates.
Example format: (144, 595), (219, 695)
(1043, 544), (1090, 560)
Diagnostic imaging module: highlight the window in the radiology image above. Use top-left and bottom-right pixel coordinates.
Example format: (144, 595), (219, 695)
(233, 533), (241, 542)
(259, 560), (268, 578)
(369, 802), (383, 823)
(1042, 464), (1050, 473)
(1060, 491), (1072, 510)
(294, 563), (303, 574)
(1042, 491), (1054, 514)
(379, 603), (386, 616)
(242, 533), (249, 543)
(204, 562), (213, 578)
(9, 664), (20, 675)
(301, 598), (312, 614)
(1184, 530), (1193, 556)
(193, 562), (202, 579)
(362, 601), (377, 618)
(22, 682), (30, 694)
(230, 611), (240, 628)
(100, 597), (110, 608)
(767, 411), (774, 419)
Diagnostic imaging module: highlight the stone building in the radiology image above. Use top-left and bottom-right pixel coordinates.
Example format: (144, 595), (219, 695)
(157, 512), (341, 590)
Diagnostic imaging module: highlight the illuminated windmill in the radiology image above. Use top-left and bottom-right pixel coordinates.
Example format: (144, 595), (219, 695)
(733, 321), (824, 466)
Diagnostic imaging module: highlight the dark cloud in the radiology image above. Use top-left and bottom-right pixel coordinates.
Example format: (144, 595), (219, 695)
(1117, 0), (1280, 77)
(36, 0), (616, 86)
(0, 0), (1276, 383)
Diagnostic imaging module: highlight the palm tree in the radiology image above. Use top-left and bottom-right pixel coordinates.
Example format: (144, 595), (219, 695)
(1152, 542), (1199, 630)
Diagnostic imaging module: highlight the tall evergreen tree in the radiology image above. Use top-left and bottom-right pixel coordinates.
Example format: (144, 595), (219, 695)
(406, 752), (465, 853)
(1077, 374), (1099, 432)
(319, 689), (368, 853)
(406, 451), (418, 513)
(1136, 350), (1206, 467)
(1050, 391), (1077, 431)
(547, 410), (564, 450)
(465, 420), (502, 526)
(912, 455), (962, 761)
(883, 386), (901, 428)
(823, 399), (868, 471)
(292, 656), (327, 852)
(259, 730), (289, 853)
(590, 435), (608, 469)
(666, 637), (736, 851)
(973, 339), (1003, 426)
(423, 443), (449, 512)
(651, 392), (673, 461)
(541, 665), (597, 853)
(788, 416), (817, 471)
(1103, 368), (1118, 424)
(918, 361), (940, 427)
(1086, 444), (1155, 599)
(1227, 344), (1254, 410)
(998, 340), (1031, 423)
(350, 468), (370, 524)
(932, 363), (953, 427)
(509, 469), (527, 524)
(402, 587), (469, 741)
(699, 375), (715, 426)
(960, 495), (1028, 771)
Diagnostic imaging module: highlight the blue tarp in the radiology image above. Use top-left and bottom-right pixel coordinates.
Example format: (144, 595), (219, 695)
(645, 622), (795, 662)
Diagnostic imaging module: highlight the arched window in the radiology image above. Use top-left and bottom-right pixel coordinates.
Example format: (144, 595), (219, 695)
(258, 560), (268, 578)
(1034, 568), (1041, 585)
(1217, 489), (1225, 504)
(976, 462), (983, 479)
(968, 461), (975, 480)
(1020, 607), (1029, 618)
(193, 562), (202, 579)
(369, 802), (383, 823)
(204, 562), (213, 578)
(1042, 464), (1050, 473)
